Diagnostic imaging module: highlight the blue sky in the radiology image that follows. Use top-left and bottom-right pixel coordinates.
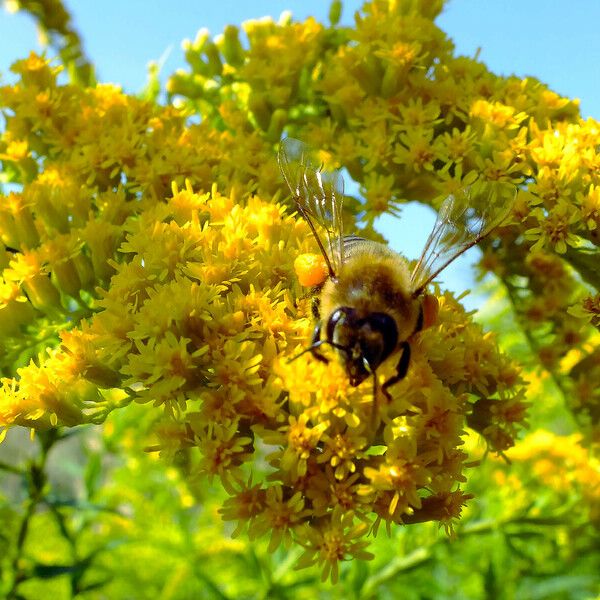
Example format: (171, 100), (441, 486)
(2, 1), (597, 117)
(1, 0), (598, 302)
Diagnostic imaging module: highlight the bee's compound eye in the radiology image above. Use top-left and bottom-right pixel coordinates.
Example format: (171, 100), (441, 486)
(327, 307), (355, 344)
(360, 313), (398, 369)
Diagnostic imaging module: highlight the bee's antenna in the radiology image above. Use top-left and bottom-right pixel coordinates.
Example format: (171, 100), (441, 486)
(287, 345), (325, 364)
(287, 340), (350, 364)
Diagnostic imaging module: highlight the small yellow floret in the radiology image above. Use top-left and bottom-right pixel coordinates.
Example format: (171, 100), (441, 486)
(294, 253), (328, 287)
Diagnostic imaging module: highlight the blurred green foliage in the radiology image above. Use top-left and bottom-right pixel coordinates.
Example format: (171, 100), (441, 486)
(1, 401), (598, 599)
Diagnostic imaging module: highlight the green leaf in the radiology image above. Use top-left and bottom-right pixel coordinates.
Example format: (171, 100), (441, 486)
(76, 578), (113, 594)
(84, 451), (102, 499)
(192, 571), (232, 600)
(350, 558), (369, 595)
(32, 563), (79, 579)
(522, 574), (599, 600)
(483, 561), (499, 599)
(0, 161), (22, 184)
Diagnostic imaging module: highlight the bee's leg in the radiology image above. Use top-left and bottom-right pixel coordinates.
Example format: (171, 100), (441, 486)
(382, 341), (411, 401)
(311, 295), (321, 319)
(309, 321), (329, 364)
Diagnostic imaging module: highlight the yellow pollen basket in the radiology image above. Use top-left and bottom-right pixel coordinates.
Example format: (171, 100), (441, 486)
(294, 253), (329, 287)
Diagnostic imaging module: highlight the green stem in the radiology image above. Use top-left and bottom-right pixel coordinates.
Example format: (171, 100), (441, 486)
(0, 460), (25, 476)
(360, 517), (523, 596)
(361, 547), (431, 596)
(6, 429), (59, 599)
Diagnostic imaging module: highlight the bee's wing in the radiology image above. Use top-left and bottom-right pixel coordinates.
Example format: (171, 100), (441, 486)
(410, 186), (514, 297)
(278, 138), (345, 278)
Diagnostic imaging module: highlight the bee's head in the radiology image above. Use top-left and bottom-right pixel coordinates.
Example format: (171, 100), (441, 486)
(326, 307), (399, 386)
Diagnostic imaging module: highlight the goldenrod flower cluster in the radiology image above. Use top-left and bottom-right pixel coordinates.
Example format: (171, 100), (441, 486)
(0, 46), (527, 579)
(169, 0), (600, 442)
(6, 0), (600, 581)
(491, 430), (600, 529)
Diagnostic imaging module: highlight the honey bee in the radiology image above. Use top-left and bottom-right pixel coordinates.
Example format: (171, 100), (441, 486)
(278, 137), (513, 403)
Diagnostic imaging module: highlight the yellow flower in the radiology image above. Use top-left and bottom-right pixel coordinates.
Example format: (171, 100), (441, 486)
(470, 99), (527, 130)
(2, 192), (39, 248)
(249, 486), (307, 552)
(393, 127), (436, 173)
(279, 413), (329, 480)
(0, 277), (35, 336)
(577, 183), (600, 233)
(295, 506), (373, 584)
(218, 476), (266, 538)
(436, 126), (477, 164)
(568, 294), (600, 328)
(361, 171), (398, 218)
(504, 430), (600, 512)
(526, 200), (581, 254)
(317, 430), (367, 481)
(411, 490), (474, 536)
(195, 421), (253, 482)
(0, 356), (106, 431)
(306, 469), (367, 517)
(5, 250), (61, 312)
(361, 430), (431, 518)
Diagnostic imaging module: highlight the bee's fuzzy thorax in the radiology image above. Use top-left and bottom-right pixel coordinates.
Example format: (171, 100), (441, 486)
(319, 250), (420, 344)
